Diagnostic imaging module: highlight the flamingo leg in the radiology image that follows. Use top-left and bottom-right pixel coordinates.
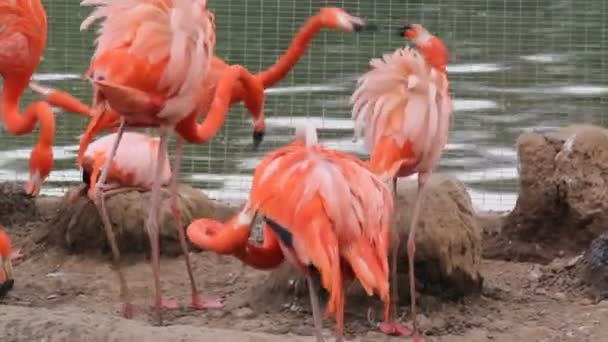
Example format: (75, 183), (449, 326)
(276, 240), (324, 342)
(89, 119), (134, 318)
(379, 176), (414, 337)
(406, 172), (430, 341)
(306, 273), (325, 342)
(389, 177), (399, 320)
(169, 137), (224, 310)
(146, 126), (176, 325)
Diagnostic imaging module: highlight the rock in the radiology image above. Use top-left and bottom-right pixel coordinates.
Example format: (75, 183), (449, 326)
(528, 265), (543, 282)
(416, 313), (433, 332)
(392, 174), (484, 300)
(487, 124), (608, 263)
(582, 231), (608, 300)
(48, 185), (237, 257)
(432, 316), (447, 331)
(552, 292), (567, 301)
(231, 307), (256, 319)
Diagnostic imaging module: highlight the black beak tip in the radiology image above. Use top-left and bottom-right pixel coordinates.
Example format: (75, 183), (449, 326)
(398, 24), (411, 37)
(354, 22), (378, 33)
(252, 130), (265, 150)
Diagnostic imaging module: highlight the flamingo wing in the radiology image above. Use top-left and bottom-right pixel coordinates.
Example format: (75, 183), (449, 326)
(350, 46), (453, 175)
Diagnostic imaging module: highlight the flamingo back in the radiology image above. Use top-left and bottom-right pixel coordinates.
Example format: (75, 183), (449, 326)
(350, 46), (453, 174)
(249, 123), (394, 314)
(0, 0), (48, 76)
(81, 0), (216, 119)
(82, 132), (171, 188)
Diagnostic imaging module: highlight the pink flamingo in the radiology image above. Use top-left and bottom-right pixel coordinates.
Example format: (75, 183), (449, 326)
(350, 24), (452, 340)
(76, 0), (266, 324)
(186, 123), (398, 342)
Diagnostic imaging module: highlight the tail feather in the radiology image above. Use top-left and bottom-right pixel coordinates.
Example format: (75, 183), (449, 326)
(341, 238), (389, 302)
(294, 120), (318, 147)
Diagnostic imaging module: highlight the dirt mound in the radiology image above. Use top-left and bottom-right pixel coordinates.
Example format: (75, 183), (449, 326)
(0, 182), (39, 227)
(48, 185), (236, 257)
(392, 174), (484, 300)
(487, 124), (608, 263)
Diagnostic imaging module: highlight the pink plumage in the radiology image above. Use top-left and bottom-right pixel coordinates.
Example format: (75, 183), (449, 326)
(350, 46), (452, 179)
(81, 0), (216, 122)
(349, 32), (453, 340)
(81, 131), (171, 189)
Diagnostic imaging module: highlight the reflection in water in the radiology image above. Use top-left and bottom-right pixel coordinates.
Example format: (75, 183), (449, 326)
(1, 0), (606, 213)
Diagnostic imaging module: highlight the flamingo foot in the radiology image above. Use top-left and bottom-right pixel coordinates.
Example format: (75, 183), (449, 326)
(123, 303), (135, 319)
(191, 294), (224, 310)
(151, 298), (180, 310)
(412, 335), (426, 342)
(379, 321), (413, 336)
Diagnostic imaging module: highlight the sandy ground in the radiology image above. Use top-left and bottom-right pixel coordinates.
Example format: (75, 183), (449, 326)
(1, 196), (607, 342)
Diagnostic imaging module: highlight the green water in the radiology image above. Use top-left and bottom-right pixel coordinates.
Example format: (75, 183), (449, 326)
(1, 0), (607, 211)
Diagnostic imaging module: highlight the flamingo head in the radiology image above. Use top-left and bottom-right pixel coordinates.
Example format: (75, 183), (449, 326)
(399, 24), (448, 73)
(24, 143), (53, 197)
(319, 8), (377, 32)
(186, 217), (251, 255)
(0, 228), (14, 296)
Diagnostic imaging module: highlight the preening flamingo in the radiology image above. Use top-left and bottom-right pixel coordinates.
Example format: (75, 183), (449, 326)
(74, 0), (262, 324)
(0, 0), (56, 196)
(29, 7), (377, 150)
(350, 24), (452, 340)
(187, 123), (403, 342)
(78, 131), (171, 197)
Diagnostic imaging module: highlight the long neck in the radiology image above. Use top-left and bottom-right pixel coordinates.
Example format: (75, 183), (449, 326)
(2, 77), (37, 135)
(177, 64), (264, 143)
(255, 15), (323, 88)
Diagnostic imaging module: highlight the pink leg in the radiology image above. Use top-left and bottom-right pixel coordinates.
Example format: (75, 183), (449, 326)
(390, 177), (400, 320)
(89, 120), (135, 319)
(169, 137), (223, 310)
(145, 127), (176, 325)
(406, 172), (429, 340)
(380, 177), (414, 337)
(306, 274), (325, 342)
(277, 242), (324, 342)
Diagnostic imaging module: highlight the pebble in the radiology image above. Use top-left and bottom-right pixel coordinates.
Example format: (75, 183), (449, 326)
(432, 317), (447, 330)
(528, 265), (543, 282)
(232, 307), (256, 319)
(553, 292), (567, 301)
(489, 319), (511, 332)
(416, 313), (433, 331)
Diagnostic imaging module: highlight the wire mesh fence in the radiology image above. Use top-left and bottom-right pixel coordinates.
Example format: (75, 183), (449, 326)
(0, 0), (606, 213)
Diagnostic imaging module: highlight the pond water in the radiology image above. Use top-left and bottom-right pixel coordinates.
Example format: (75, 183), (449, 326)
(1, 0), (606, 212)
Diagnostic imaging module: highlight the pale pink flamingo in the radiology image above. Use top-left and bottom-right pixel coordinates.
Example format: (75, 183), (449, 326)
(350, 24), (452, 340)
